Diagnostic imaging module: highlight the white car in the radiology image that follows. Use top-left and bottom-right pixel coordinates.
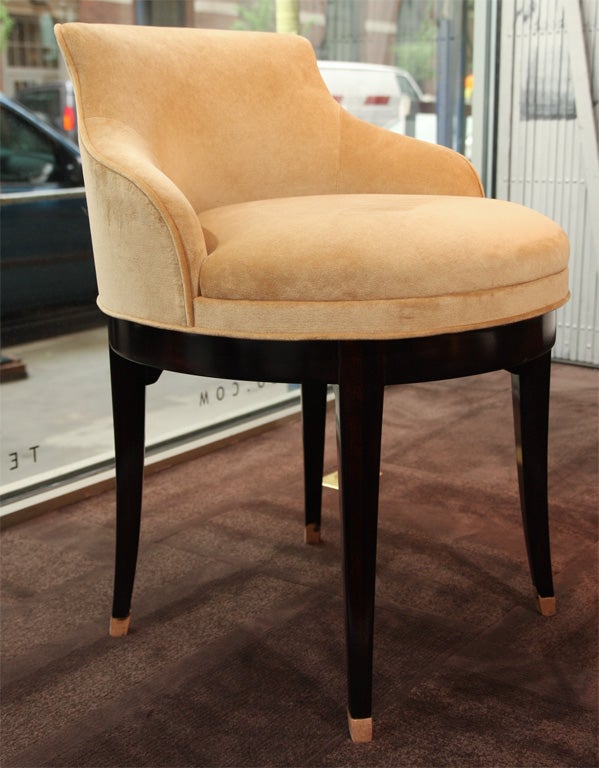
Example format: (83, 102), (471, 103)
(317, 60), (429, 126)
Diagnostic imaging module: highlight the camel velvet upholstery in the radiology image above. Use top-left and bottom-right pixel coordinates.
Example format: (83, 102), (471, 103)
(55, 23), (569, 341)
(55, 22), (570, 744)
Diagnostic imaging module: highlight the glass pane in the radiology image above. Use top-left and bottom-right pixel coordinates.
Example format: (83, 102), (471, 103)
(0, 0), (476, 511)
(1, 328), (298, 493)
(311, 0), (474, 155)
(0, 106), (58, 184)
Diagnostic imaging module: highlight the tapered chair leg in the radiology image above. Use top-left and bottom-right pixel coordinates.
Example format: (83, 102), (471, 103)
(109, 346), (161, 636)
(335, 342), (385, 742)
(301, 381), (328, 544)
(511, 351), (556, 616)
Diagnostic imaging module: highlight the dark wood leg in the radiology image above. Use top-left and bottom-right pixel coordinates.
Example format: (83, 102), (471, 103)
(511, 351), (555, 616)
(335, 342), (385, 742)
(109, 345), (161, 636)
(301, 381), (328, 544)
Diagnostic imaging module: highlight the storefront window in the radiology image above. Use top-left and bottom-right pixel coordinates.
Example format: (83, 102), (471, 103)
(0, 0), (476, 515)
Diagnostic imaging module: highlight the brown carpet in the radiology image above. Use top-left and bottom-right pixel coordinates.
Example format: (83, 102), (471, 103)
(1, 363), (597, 767)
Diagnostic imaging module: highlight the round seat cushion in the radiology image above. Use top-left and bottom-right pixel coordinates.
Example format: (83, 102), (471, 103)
(194, 194), (569, 340)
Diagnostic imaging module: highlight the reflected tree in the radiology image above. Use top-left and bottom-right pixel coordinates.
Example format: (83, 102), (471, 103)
(232, 0), (275, 31)
(0, 0), (14, 50)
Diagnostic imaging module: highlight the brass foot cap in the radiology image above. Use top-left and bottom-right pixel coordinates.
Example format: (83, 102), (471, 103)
(322, 470), (339, 490)
(305, 523), (321, 545)
(537, 595), (557, 617)
(347, 711), (373, 742)
(109, 615), (131, 637)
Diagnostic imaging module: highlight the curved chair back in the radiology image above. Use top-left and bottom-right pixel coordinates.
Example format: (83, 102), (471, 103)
(57, 24), (342, 211)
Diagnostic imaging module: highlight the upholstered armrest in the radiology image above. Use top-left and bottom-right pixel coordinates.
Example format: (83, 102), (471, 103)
(337, 110), (484, 198)
(79, 119), (206, 328)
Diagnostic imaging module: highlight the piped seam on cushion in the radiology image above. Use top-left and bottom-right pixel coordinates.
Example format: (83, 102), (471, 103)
(199, 267), (569, 303)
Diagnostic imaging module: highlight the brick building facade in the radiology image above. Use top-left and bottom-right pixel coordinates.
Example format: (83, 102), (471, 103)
(1, 0), (405, 96)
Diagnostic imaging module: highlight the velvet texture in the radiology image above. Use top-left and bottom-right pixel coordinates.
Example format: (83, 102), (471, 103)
(55, 23), (569, 340)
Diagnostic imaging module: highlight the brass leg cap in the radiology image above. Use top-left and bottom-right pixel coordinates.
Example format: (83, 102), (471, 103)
(109, 615), (131, 637)
(537, 595), (557, 617)
(347, 711), (373, 742)
(322, 470), (339, 490)
(305, 523), (321, 545)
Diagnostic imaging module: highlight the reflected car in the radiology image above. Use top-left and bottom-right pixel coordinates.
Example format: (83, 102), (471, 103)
(16, 80), (78, 144)
(0, 94), (98, 344)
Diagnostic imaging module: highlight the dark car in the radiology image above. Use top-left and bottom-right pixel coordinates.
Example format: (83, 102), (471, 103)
(16, 80), (78, 144)
(0, 94), (98, 344)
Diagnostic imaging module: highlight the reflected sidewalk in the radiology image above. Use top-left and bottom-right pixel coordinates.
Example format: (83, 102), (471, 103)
(1, 327), (298, 496)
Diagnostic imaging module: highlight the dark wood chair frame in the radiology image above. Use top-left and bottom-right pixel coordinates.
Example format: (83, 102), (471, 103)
(108, 309), (557, 732)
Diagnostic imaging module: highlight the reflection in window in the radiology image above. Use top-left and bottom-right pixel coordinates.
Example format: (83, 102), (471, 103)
(0, 107), (56, 184)
(135, 0), (187, 27)
(0, 0), (478, 511)
(8, 14), (59, 68)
